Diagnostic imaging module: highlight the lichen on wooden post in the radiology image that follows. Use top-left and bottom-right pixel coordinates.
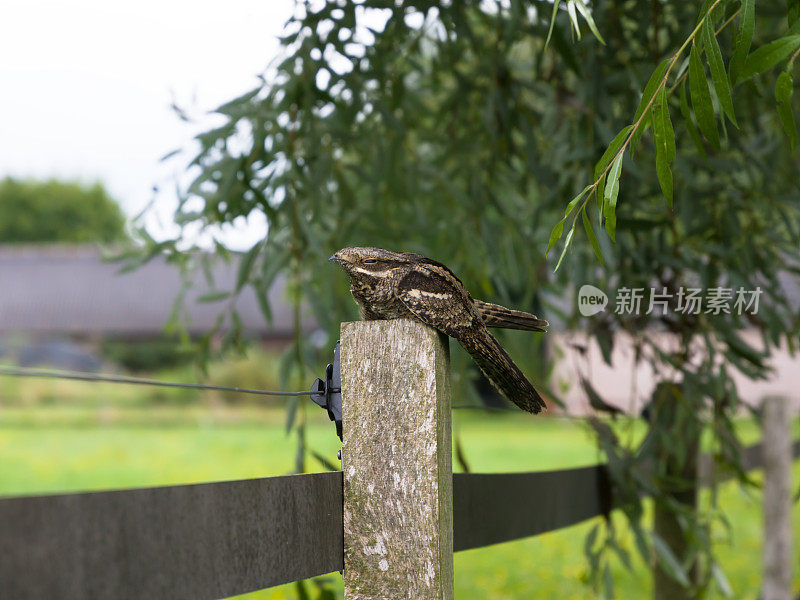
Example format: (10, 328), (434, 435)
(340, 319), (453, 600)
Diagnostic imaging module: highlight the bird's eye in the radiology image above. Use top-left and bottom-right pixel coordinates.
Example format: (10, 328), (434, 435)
(364, 259), (378, 264)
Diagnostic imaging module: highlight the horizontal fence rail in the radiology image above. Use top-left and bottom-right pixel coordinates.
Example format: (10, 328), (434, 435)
(0, 473), (343, 600)
(1, 440), (797, 599)
(453, 466), (611, 552)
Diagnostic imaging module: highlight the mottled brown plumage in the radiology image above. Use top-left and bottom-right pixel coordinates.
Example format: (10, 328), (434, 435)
(329, 246), (548, 413)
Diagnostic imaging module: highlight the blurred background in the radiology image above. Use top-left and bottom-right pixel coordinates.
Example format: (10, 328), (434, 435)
(1, 1), (799, 599)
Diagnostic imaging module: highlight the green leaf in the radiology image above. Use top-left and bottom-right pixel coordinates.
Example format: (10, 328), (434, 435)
(711, 563), (734, 597)
(196, 291), (231, 303)
(791, 15), (800, 36)
(631, 60), (669, 154)
(604, 153), (623, 204)
(236, 241), (262, 292)
(548, 184), (591, 256)
(653, 88), (675, 207)
(603, 564), (614, 600)
(603, 152), (623, 243)
(565, 185), (592, 217)
(594, 125), (634, 181)
(739, 35), (800, 80)
(696, 0), (716, 25)
(597, 174), (606, 212)
(634, 61), (669, 124)
(729, 0), (754, 84)
(680, 81), (707, 158)
(656, 154), (674, 208)
(584, 523), (600, 555)
(651, 532), (690, 587)
(603, 196), (616, 242)
(571, 0), (606, 45)
(582, 208), (604, 265)
(776, 71), (794, 103)
(566, 0), (581, 39)
(546, 218), (566, 256)
(285, 395), (299, 433)
(554, 222), (575, 272)
(310, 451), (339, 472)
(633, 527), (650, 563)
(689, 44), (720, 148)
(254, 284), (273, 322)
(703, 17), (737, 126)
(777, 101), (798, 149)
(544, 0), (562, 49)
(653, 88), (676, 163)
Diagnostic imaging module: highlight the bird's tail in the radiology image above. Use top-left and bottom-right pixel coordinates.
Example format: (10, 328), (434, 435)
(474, 300), (548, 332)
(458, 327), (546, 413)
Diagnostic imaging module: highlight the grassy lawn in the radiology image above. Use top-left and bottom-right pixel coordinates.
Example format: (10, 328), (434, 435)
(0, 401), (798, 599)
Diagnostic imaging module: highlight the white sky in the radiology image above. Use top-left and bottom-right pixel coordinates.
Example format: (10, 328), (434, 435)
(0, 0), (294, 249)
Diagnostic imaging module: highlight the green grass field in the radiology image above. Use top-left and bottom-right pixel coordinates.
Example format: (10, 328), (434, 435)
(1, 399), (798, 599)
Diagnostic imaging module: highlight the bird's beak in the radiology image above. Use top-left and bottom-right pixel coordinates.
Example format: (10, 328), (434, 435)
(328, 253), (343, 264)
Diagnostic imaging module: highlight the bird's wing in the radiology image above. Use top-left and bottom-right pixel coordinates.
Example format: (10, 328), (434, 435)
(395, 266), (477, 338)
(473, 300), (548, 332)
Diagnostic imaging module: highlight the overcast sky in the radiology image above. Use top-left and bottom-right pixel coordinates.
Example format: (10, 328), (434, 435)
(0, 0), (294, 249)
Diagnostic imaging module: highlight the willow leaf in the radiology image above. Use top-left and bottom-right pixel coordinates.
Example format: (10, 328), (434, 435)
(631, 60), (669, 154)
(656, 155), (674, 207)
(565, 184), (592, 217)
(594, 125), (634, 181)
(653, 88), (676, 163)
(546, 218), (566, 256)
(689, 44), (720, 148)
(777, 101), (798, 149)
(652, 533), (690, 587)
(603, 196), (617, 242)
(776, 71), (794, 103)
(582, 208), (604, 265)
(729, 0), (755, 84)
(566, 0), (581, 39)
(703, 17), (737, 126)
(554, 222), (575, 272)
(680, 81), (707, 158)
(572, 0), (606, 45)
(739, 35), (800, 80)
(653, 88), (675, 206)
(544, 0), (562, 49)
(236, 241), (262, 292)
(605, 153), (623, 204)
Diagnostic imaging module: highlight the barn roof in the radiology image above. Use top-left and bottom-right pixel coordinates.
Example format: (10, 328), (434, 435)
(0, 244), (306, 337)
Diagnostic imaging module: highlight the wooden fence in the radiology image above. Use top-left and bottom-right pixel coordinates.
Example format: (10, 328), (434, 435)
(0, 319), (796, 599)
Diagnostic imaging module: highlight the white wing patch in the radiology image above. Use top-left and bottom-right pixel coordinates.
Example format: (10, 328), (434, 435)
(352, 267), (392, 277)
(406, 288), (451, 300)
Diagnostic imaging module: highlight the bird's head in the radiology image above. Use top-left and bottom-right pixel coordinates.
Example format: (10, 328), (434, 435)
(328, 247), (407, 281)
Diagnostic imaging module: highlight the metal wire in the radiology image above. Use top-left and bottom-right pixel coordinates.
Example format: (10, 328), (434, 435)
(0, 365), (312, 397)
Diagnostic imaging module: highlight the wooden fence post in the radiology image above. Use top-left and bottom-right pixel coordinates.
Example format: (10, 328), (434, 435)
(762, 396), (793, 600)
(340, 319), (453, 600)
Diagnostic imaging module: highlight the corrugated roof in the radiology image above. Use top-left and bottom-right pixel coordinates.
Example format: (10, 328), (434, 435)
(0, 245), (306, 337)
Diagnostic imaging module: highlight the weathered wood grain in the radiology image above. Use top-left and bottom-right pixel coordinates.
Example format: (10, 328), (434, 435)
(341, 319), (453, 600)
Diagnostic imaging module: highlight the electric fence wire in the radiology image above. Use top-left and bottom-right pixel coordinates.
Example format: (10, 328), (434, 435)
(0, 364), (561, 413)
(0, 365), (313, 397)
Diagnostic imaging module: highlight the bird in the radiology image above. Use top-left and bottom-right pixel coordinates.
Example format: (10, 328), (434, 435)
(329, 246), (548, 413)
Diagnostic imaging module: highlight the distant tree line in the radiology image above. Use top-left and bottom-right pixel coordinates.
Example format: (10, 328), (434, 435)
(0, 177), (126, 243)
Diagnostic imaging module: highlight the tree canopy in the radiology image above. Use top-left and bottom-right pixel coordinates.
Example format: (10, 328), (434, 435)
(0, 178), (127, 243)
(140, 1), (800, 598)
